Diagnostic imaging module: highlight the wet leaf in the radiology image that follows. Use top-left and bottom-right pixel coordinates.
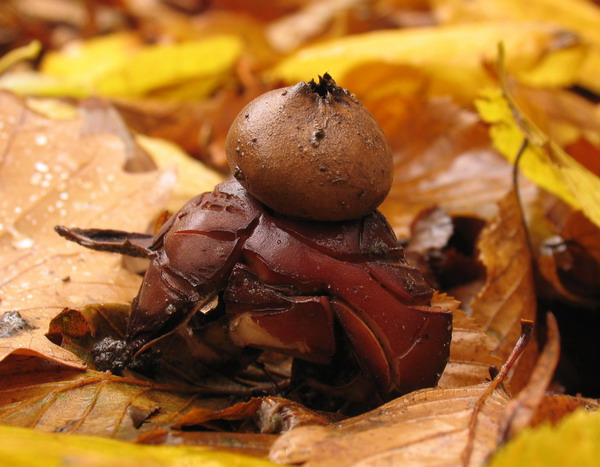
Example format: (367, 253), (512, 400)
(0, 363), (251, 441)
(0, 91), (172, 369)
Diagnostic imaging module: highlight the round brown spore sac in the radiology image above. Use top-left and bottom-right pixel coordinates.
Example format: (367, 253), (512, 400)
(225, 74), (393, 221)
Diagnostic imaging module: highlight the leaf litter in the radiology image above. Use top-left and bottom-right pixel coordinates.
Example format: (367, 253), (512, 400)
(1, 0), (600, 465)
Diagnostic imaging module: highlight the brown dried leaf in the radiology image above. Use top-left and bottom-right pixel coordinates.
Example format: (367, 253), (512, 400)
(269, 382), (512, 466)
(379, 98), (513, 238)
(538, 203), (600, 305)
(0, 365), (231, 440)
(0, 91), (172, 369)
(470, 191), (539, 390)
(498, 314), (560, 439)
(439, 309), (502, 388)
(269, 320), (564, 466)
(530, 394), (600, 428)
(175, 396), (334, 434)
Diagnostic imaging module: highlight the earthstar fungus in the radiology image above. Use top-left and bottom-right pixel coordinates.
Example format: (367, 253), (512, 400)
(56, 74), (452, 408)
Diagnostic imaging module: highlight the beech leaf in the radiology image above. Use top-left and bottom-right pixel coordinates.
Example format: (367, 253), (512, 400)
(439, 309), (502, 388)
(379, 98), (513, 237)
(0, 425), (275, 467)
(0, 365), (255, 441)
(469, 191), (538, 389)
(488, 409), (600, 467)
(37, 33), (242, 99)
(475, 57), (600, 229)
(0, 92), (172, 369)
(433, 0), (600, 94)
(273, 22), (585, 102)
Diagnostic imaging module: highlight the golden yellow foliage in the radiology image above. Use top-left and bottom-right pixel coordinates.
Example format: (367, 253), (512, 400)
(39, 33), (242, 99)
(273, 22), (585, 102)
(488, 409), (600, 467)
(476, 80), (600, 229)
(0, 425), (275, 467)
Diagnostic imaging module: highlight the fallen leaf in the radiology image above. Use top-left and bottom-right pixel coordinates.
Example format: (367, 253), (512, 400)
(266, 0), (378, 53)
(269, 315), (569, 466)
(115, 77), (271, 172)
(475, 57), (600, 229)
(0, 91), (173, 369)
(269, 322), (533, 466)
(530, 394), (599, 427)
(37, 33), (243, 99)
(175, 396), (334, 434)
(438, 309), (502, 388)
(379, 98), (514, 237)
(488, 408), (600, 467)
(0, 40), (41, 74)
(537, 202), (600, 305)
(269, 382), (512, 466)
(272, 21), (585, 102)
(0, 362), (263, 441)
(0, 424), (275, 467)
(135, 134), (224, 212)
(469, 191), (538, 390)
(432, 0), (600, 94)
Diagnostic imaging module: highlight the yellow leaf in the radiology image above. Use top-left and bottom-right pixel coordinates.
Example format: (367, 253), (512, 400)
(0, 40), (41, 75)
(95, 37), (242, 98)
(272, 22), (586, 102)
(0, 425), (275, 467)
(40, 34), (242, 99)
(42, 33), (140, 89)
(488, 409), (600, 467)
(475, 84), (600, 229)
(0, 71), (90, 98)
(433, 0), (600, 94)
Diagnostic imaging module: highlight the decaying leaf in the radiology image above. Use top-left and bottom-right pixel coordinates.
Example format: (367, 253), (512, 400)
(269, 321), (537, 466)
(379, 98), (513, 237)
(469, 191), (538, 390)
(270, 383), (512, 466)
(0, 91), (172, 369)
(438, 309), (502, 388)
